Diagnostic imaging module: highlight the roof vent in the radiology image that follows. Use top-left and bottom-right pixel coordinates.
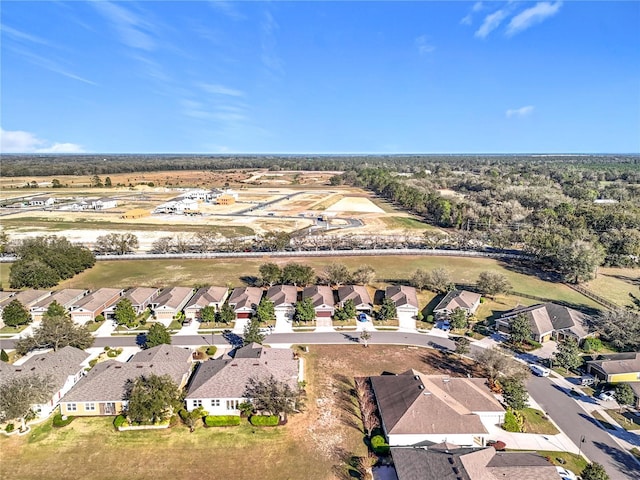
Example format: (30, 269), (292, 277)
(423, 391), (431, 396)
(448, 458), (455, 465)
(453, 467), (460, 474)
(443, 378), (450, 383)
(414, 375), (420, 380)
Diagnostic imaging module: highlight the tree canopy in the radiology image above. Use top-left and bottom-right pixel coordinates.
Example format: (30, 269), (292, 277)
(94, 233), (139, 255)
(114, 298), (137, 328)
(216, 303), (236, 325)
(510, 314), (532, 345)
(2, 299), (31, 327)
(125, 374), (182, 424)
(244, 375), (302, 417)
(294, 298), (316, 323)
(259, 263), (282, 286)
(0, 374), (56, 425)
(15, 314), (94, 355)
(255, 298), (275, 324)
(590, 309), (640, 352)
(476, 271), (511, 297)
(554, 337), (583, 371)
(243, 318), (265, 345)
(144, 323), (172, 349)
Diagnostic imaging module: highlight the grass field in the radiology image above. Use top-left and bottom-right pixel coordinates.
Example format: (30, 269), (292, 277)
(520, 408), (559, 435)
(0, 344), (479, 480)
(24, 255), (603, 316)
(606, 409), (640, 431)
(585, 267), (640, 308)
(534, 450), (588, 475)
(380, 216), (436, 230)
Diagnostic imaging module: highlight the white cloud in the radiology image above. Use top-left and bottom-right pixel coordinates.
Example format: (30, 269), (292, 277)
(415, 35), (436, 55)
(475, 9), (509, 38)
(460, 14), (473, 26)
(92, 1), (156, 50)
(0, 128), (85, 153)
(199, 83), (245, 97)
(506, 1), (562, 36)
(506, 105), (535, 118)
(473, 2), (484, 13)
(208, 1), (245, 20)
(1, 24), (51, 46)
(261, 10), (283, 74)
(461, 2), (485, 26)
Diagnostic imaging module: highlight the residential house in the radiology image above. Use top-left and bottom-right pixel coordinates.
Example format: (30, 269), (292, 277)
(302, 285), (335, 318)
(153, 198), (199, 215)
(0, 289), (52, 325)
(184, 286), (229, 321)
(185, 343), (299, 415)
(626, 383), (640, 409)
(151, 287), (194, 325)
(28, 196), (55, 207)
(70, 288), (123, 324)
(228, 287), (263, 320)
(385, 285), (419, 318)
(180, 189), (210, 201)
(433, 290), (481, 318)
(266, 285), (298, 322)
(0, 346), (90, 419)
(216, 194), (236, 205)
(586, 352), (640, 384)
(337, 285), (372, 313)
(30, 289), (89, 323)
(207, 188), (238, 203)
(370, 370), (505, 447)
(103, 287), (160, 319)
(391, 444), (559, 480)
(91, 197), (118, 210)
(60, 344), (193, 417)
(496, 303), (592, 343)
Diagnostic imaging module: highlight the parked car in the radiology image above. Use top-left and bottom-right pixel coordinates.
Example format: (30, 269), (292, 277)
(258, 327), (272, 335)
(598, 390), (615, 401)
(529, 364), (551, 377)
(580, 376), (596, 386)
(556, 466), (578, 480)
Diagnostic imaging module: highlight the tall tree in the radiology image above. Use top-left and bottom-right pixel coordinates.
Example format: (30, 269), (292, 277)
(377, 298), (397, 322)
(260, 231), (291, 251)
(282, 263), (315, 286)
(114, 298), (137, 328)
(243, 318), (265, 345)
(425, 267), (453, 294)
(144, 323), (171, 349)
(217, 303), (236, 325)
(360, 329), (371, 348)
(613, 384), (635, 412)
(557, 240), (605, 284)
(255, 298), (275, 324)
(510, 313), (532, 345)
(294, 298), (316, 323)
(554, 337), (582, 371)
(15, 315), (93, 355)
(449, 308), (468, 330)
(475, 347), (530, 383)
(94, 233), (139, 255)
(200, 305), (216, 323)
(454, 336), (471, 355)
(244, 375), (302, 418)
(581, 463), (609, 480)
(410, 269), (430, 291)
(322, 263), (351, 286)
(2, 299), (31, 327)
(590, 309), (640, 352)
(125, 374), (182, 424)
(501, 377), (529, 411)
(476, 271), (511, 298)
(0, 375), (56, 429)
(259, 263), (282, 287)
(352, 265), (376, 285)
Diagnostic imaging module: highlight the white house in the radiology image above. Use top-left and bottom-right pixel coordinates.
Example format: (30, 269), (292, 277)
(385, 285), (419, 318)
(28, 196), (55, 207)
(0, 346), (90, 419)
(370, 370), (505, 447)
(30, 289), (89, 324)
(337, 285), (373, 313)
(103, 287), (160, 319)
(185, 344), (299, 415)
(91, 197), (118, 210)
(266, 285), (298, 322)
(228, 287), (263, 320)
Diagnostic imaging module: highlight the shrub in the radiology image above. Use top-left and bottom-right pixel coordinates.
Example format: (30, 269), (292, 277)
(114, 415), (128, 429)
(249, 415), (279, 426)
(107, 349), (119, 358)
(371, 434), (390, 455)
(582, 337), (603, 353)
(204, 415), (241, 427)
(95, 314), (105, 323)
(528, 340), (542, 349)
(493, 440), (506, 451)
(88, 358), (99, 368)
(104, 346), (111, 351)
(5, 423), (14, 432)
(206, 346), (217, 356)
(502, 410), (521, 432)
(53, 413), (74, 428)
(426, 315), (434, 323)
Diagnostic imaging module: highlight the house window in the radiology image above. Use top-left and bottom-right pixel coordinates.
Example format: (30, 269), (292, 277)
(226, 400), (239, 410)
(211, 399), (220, 407)
(85, 403), (96, 411)
(193, 400), (203, 408)
(67, 403), (77, 412)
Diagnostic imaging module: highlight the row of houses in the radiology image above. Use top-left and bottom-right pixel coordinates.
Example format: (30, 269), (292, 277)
(28, 196), (118, 210)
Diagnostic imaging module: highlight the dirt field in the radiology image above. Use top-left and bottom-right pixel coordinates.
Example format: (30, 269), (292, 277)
(326, 196), (385, 213)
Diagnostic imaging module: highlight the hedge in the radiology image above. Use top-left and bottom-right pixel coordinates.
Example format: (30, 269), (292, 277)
(204, 415), (240, 427)
(53, 413), (74, 428)
(114, 415), (128, 429)
(371, 435), (390, 455)
(502, 410), (521, 432)
(249, 415), (279, 426)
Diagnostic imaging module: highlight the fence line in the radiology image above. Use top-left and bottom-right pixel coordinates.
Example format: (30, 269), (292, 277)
(566, 283), (618, 310)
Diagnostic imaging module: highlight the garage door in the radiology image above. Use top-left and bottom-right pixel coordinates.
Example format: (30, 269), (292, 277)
(317, 310), (332, 317)
(237, 312), (251, 319)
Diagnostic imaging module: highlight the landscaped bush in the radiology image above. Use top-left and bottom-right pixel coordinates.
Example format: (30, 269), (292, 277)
(371, 434), (390, 455)
(5, 423), (14, 432)
(95, 314), (105, 323)
(204, 415), (240, 427)
(528, 340), (542, 350)
(114, 415), (128, 429)
(582, 337), (603, 353)
(206, 346), (217, 356)
(104, 346), (111, 351)
(249, 415), (279, 426)
(107, 349), (119, 358)
(52, 413), (74, 428)
(88, 358), (99, 368)
(502, 410), (521, 432)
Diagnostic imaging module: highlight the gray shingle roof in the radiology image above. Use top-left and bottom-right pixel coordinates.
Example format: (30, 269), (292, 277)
(587, 352), (640, 375)
(386, 285), (419, 309)
(32, 289), (88, 310)
(228, 287), (263, 310)
(433, 290), (481, 313)
(501, 303), (590, 339)
(185, 286), (229, 309)
(302, 285), (335, 308)
(153, 287), (194, 310)
(0, 290), (52, 309)
(266, 285), (297, 307)
(186, 345), (298, 400)
(337, 285), (372, 307)
(130, 344), (192, 364)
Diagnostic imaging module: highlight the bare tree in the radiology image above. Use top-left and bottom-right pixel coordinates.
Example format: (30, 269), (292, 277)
(474, 347), (529, 386)
(354, 377), (380, 437)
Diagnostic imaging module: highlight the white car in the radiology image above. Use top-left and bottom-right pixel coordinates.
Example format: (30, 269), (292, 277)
(598, 391), (615, 401)
(529, 363), (550, 377)
(556, 466), (578, 480)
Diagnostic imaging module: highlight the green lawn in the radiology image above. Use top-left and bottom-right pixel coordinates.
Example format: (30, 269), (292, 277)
(534, 450), (588, 475)
(16, 255), (600, 316)
(592, 410), (616, 430)
(0, 416), (329, 480)
(520, 408), (559, 435)
(0, 324), (28, 335)
(606, 409), (640, 431)
(584, 267), (640, 308)
(380, 216), (436, 230)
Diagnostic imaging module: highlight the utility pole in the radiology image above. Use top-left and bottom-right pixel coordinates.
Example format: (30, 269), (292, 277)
(578, 435), (586, 458)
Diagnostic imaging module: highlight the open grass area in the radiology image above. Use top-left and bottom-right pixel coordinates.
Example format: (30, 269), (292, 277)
(584, 267), (640, 308)
(534, 450), (588, 475)
(0, 324), (28, 335)
(29, 255), (601, 316)
(606, 409), (640, 431)
(380, 216), (436, 230)
(0, 344), (478, 480)
(520, 408), (559, 435)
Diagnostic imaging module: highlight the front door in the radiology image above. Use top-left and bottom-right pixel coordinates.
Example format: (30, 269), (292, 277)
(104, 402), (116, 415)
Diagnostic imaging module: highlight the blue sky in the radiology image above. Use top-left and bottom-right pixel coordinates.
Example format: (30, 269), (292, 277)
(1, 1), (639, 154)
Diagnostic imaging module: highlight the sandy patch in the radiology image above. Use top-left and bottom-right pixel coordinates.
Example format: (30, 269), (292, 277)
(326, 196), (385, 213)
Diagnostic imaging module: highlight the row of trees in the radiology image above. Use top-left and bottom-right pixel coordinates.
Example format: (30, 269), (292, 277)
(259, 262), (376, 287)
(9, 236), (95, 289)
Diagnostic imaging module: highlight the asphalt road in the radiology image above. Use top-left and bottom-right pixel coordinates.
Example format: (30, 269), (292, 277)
(528, 375), (640, 480)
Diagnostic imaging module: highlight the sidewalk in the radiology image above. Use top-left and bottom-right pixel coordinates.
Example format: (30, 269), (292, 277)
(93, 320), (117, 337)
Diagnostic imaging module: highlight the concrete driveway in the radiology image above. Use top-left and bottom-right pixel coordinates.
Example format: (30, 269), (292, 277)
(397, 311), (416, 331)
(274, 311), (294, 333)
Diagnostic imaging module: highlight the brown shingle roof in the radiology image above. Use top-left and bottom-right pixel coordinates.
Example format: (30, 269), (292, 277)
(0, 290), (52, 308)
(371, 370), (503, 436)
(186, 345), (299, 400)
(386, 285), (419, 309)
(185, 286), (229, 309)
(228, 287), (263, 310)
(266, 285), (297, 307)
(153, 287), (194, 310)
(434, 290), (481, 313)
(337, 285), (372, 307)
(302, 285), (335, 308)
(74, 288), (123, 311)
(587, 352), (640, 375)
(31, 289), (88, 310)
(121, 287), (160, 307)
